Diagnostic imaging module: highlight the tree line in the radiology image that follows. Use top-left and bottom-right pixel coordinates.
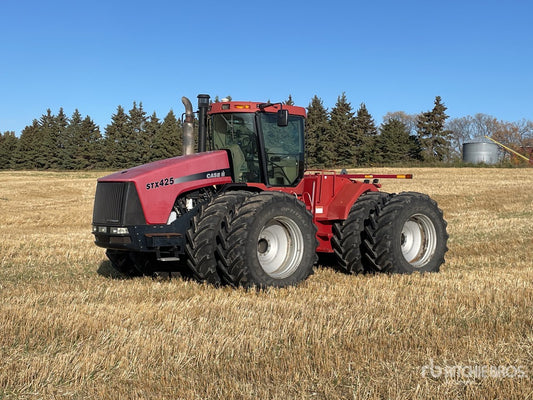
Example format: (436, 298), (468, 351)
(305, 94), (449, 167)
(1, 94), (532, 170)
(304, 94), (532, 167)
(0, 103), (183, 170)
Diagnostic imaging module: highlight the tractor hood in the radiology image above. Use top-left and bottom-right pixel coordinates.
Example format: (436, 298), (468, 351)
(97, 150), (232, 224)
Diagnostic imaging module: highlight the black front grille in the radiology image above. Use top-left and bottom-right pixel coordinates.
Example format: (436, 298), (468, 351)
(93, 182), (126, 225)
(93, 181), (147, 226)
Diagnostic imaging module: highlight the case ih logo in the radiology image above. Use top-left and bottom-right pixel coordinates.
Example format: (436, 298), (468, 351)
(206, 170), (226, 179)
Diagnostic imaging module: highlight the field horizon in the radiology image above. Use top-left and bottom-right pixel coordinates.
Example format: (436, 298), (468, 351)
(0, 168), (531, 399)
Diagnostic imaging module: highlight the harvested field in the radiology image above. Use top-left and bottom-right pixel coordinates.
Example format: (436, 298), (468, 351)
(0, 168), (531, 399)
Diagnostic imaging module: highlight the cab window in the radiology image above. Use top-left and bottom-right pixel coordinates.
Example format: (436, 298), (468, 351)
(259, 113), (305, 186)
(210, 113), (261, 182)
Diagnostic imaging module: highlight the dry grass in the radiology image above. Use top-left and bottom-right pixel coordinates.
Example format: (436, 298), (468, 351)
(0, 168), (531, 399)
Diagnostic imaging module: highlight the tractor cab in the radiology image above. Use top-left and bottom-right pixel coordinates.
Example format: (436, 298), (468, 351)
(208, 101), (306, 186)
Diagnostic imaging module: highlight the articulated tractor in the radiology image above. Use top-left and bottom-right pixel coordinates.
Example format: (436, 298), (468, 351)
(92, 95), (448, 287)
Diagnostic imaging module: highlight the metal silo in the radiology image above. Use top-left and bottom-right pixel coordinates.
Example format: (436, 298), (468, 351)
(463, 142), (500, 164)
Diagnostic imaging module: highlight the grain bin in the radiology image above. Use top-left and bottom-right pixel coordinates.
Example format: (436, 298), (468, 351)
(463, 142), (500, 164)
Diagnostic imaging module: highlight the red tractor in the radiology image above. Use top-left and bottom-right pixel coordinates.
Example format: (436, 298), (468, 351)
(92, 95), (448, 287)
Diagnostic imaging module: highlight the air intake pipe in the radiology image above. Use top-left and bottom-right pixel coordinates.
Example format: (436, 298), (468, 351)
(197, 94), (210, 153)
(181, 96), (195, 155)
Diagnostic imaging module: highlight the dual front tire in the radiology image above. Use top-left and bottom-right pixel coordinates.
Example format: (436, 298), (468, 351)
(188, 191), (317, 288)
(185, 192), (251, 285)
(217, 192), (317, 288)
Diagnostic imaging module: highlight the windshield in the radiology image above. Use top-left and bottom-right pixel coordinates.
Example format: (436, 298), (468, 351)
(259, 113), (305, 186)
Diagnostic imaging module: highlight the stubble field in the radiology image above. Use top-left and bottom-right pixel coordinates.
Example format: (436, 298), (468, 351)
(0, 168), (531, 399)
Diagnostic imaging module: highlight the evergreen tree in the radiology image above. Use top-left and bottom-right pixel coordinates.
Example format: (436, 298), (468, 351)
(38, 109), (57, 168)
(16, 120), (42, 169)
(377, 118), (419, 163)
(127, 102), (148, 165)
(36, 108), (70, 169)
(416, 96), (453, 161)
(142, 112), (160, 163)
(152, 110), (182, 160)
(329, 93), (355, 167)
(383, 111), (418, 136)
(77, 116), (103, 168)
(354, 103), (379, 165)
(62, 109), (83, 169)
(408, 134), (423, 161)
(54, 108), (69, 168)
(284, 94), (295, 106)
(0, 131), (18, 169)
(305, 95), (329, 167)
(104, 105), (129, 168)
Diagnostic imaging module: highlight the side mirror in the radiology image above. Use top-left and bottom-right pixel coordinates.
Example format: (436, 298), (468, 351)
(277, 109), (289, 127)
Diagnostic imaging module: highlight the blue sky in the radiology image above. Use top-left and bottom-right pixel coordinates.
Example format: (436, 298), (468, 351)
(1, 0), (532, 135)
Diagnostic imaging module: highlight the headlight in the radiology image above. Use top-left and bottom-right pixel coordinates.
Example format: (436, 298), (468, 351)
(110, 227), (129, 235)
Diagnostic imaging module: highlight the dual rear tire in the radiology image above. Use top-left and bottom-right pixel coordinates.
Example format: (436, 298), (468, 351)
(332, 192), (390, 274)
(363, 192), (448, 274)
(333, 191), (448, 274)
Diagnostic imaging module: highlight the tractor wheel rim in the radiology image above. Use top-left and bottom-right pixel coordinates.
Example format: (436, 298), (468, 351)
(257, 216), (304, 279)
(400, 213), (437, 267)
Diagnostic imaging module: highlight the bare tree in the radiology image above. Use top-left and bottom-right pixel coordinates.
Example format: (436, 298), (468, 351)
(383, 111), (418, 136)
(446, 115), (476, 158)
(446, 113), (533, 161)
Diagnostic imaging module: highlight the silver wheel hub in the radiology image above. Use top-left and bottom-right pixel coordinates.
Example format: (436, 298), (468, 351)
(257, 216), (304, 279)
(400, 213), (437, 267)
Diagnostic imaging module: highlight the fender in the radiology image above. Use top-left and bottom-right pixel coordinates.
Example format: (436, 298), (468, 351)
(325, 178), (379, 221)
(98, 150), (232, 224)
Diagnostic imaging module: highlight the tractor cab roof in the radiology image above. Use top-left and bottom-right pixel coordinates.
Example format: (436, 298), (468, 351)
(209, 101), (306, 118)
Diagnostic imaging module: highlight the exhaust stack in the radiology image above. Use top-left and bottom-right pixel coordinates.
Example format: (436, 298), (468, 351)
(181, 97), (195, 155)
(197, 94), (210, 153)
